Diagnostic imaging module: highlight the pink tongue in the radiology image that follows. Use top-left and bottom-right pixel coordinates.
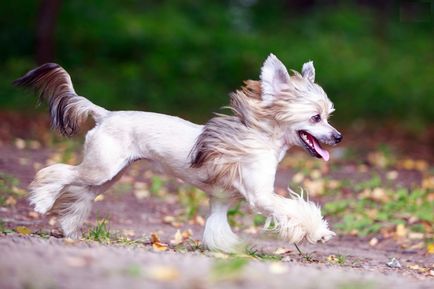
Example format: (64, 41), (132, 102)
(312, 138), (330, 161)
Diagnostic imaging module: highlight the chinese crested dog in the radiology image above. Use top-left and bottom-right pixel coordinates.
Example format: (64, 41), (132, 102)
(15, 54), (342, 253)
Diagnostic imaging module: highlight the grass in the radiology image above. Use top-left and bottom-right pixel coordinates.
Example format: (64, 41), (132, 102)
(0, 173), (24, 206)
(85, 219), (111, 243)
(211, 257), (249, 280)
(178, 186), (206, 220)
(337, 281), (376, 289)
(150, 176), (165, 196)
(324, 187), (434, 239)
(0, 219), (14, 234)
(327, 254), (347, 265)
(246, 247), (283, 261)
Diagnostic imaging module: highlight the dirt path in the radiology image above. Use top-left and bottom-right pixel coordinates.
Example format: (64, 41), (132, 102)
(0, 138), (433, 288)
(1, 235), (432, 289)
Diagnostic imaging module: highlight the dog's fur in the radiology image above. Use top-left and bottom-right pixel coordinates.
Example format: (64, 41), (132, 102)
(14, 54), (342, 253)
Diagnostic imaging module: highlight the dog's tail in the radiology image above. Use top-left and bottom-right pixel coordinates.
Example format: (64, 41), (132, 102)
(13, 63), (109, 136)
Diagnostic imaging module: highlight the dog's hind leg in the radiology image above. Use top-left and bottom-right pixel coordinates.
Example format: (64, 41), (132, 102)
(29, 163), (79, 214)
(50, 166), (129, 238)
(202, 198), (245, 253)
(50, 185), (94, 238)
(30, 131), (134, 238)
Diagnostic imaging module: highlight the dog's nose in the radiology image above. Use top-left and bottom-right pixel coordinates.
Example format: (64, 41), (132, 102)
(333, 132), (342, 143)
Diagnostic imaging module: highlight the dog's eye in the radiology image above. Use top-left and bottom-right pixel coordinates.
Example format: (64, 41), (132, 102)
(311, 114), (321, 123)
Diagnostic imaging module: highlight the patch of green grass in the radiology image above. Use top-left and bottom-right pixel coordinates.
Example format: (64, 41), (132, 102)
(227, 202), (245, 227)
(323, 200), (351, 215)
(246, 247), (283, 261)
(354, 174), (381, 191)
(115, 236), (142, 246)
(85, 219), (111, 243)
(123, 264), (142, 278)
(325, 187), (434, 239)
(112, 182), (133, 196)
(56, 139), (81, 164)
(253, 214), (267, 227)
(337, 280), (375, 289)
(300, 252), (319, 263)
(0, 172), (23, 206)
(178, 186), (206, 220)
(211, 257), (249, 280)
(0, 219), (14, 234)
(335, 254), (346, 265)
(150, 176), (165, 196)
(34, 230), (50, 239)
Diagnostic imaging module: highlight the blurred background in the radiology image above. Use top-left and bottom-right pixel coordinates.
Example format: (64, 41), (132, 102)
(0, 2), (434, 276)
(0, 0), (433, 128)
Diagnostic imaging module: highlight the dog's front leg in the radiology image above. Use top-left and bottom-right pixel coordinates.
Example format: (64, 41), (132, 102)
(202, 197), (245, 253)
(237, 155), (310, 244)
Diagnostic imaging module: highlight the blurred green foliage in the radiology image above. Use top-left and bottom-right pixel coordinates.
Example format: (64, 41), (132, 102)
(1, 0), (433, 124)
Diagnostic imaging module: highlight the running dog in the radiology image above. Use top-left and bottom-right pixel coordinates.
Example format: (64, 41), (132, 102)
(14, 54), (342, 252)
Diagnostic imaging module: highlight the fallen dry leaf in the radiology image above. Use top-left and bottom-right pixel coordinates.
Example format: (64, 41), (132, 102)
(208, 252), (230, 259)
(303, 179), (325, 196)
(326, 255), (339, 264)
(182, 229), (192, 239)
(426, 243), (434, 254)
(148, 265), (180, 281)
(422, 177), (434, 190)
(152, 242), (169, 252)
(369, 237), (379, 247)
(64, 238), (79, 245)
(292, 172), (304, 183)
(170, 230), (183, 245)
(150, 232), (161, 244)
(122, 229), (136, 237)
(15, 226), (32, 235)
(28, 211), (39, 219)
(150, 232), (168, 251)
(408, 232), (424, 240)
(5, 196), (17, 206)
(274, 248), (292, 255)
(407, 264), (429, 273)
(395, 224), (407, 238)
(29, 140), (41, 150)
(370, 187), (389, 203)
(188, 216), (205, 226)
(367, 152), (388, 168)
(386, 170), (398, 180)
(94, 194), (104, 202)
(163, 216), (182, 228)
(14, 138), (26, 150)
(327, 179), (340, 190)
(310, 169), (322, 179)
(243, 226), (258, 234)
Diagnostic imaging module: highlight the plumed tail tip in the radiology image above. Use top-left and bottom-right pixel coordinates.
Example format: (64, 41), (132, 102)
(13, 63), (61, 87)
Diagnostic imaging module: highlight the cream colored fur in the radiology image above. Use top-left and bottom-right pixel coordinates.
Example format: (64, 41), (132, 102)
(16, 54), (342, 253)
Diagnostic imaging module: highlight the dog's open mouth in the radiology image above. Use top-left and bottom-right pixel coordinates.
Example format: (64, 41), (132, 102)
(298, 130), (330, 161)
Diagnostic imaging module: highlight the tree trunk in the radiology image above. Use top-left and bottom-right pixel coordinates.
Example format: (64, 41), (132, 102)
(36, 0), (61, 64)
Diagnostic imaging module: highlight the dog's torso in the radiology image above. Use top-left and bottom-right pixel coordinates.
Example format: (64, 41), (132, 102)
(87, 111), (216, 187)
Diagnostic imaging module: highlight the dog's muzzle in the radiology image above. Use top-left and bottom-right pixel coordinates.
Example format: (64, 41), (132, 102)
(332, 132), (342, 144)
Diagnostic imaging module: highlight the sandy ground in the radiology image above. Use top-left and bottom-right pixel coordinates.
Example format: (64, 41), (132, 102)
(0, 140), (433, 289)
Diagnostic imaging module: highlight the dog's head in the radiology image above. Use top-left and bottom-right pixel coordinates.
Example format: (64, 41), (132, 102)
(260, 54), (342, 161)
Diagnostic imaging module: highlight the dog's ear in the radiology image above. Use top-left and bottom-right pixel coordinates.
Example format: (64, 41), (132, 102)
(302, 61), (315, 82)
(260, 54), (290, 104)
